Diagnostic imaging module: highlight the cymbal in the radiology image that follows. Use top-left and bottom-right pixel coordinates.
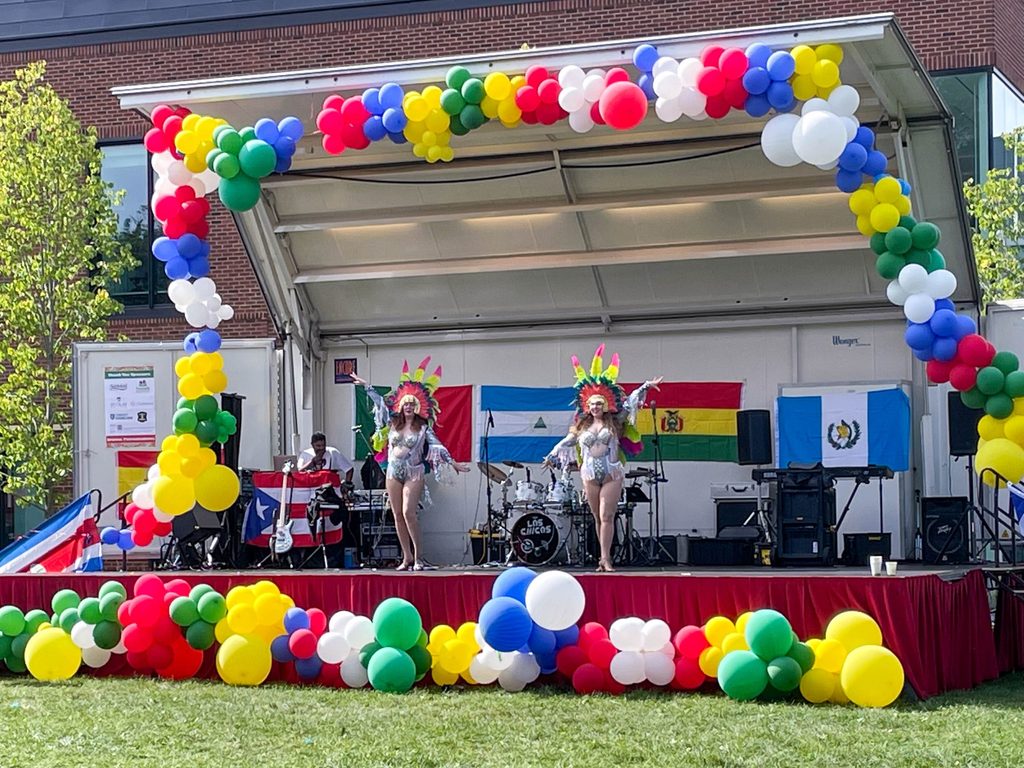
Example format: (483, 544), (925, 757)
(503, 460), (525, 469)
(477, 462), (508, 483)
(625, 467), (655, 479)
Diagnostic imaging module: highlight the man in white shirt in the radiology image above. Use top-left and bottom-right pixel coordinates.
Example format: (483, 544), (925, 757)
(297, 431), (354, 483)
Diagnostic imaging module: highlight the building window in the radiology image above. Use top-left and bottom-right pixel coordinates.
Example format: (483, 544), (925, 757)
(933, 70), (989, 185)
(99, 142), (171, 309)
(991, 72), (1024, 175)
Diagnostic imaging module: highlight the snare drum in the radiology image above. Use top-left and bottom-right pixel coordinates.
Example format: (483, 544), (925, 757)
(509, 509), (571, 565)
(514, 480), (545, 505)
(545, 480), (572, 505)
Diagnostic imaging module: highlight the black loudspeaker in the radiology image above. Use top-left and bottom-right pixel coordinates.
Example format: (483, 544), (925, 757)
(715, 500), (756, 534)
(220, 392), (245, 472)
(922, 496), (970, 564)
(947, 392), (982, 457)
(736, 409), (772, 466)
(841, 532), (892, 566)
(774, 471), (836, 565)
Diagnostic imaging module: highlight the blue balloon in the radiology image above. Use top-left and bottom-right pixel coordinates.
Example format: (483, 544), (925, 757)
(274, 136), (297, 158)
(838, 142), (868, 172)
(183, 332), (201, 354)
(177, 233), (202, 259)
(632, 44), (660, 73)
(766, 51), (795, 81)
(382, 107), (407, 134)
(151, 236), (177, 262)
(479, 597), (534, 652)
(933, 336), (959, 361)
(553, 625), (579, 648)
(379, 82), (405, 110)
(534, 651), (557, 675)
(278, 116), (305, 142)
(905, 323), (935, 351)
(100, 526), (120, 545)
(362, 87), (383, 115)
(638, 73), (656, 100)
(527, 625), (557, 656)
(271, 634), (294, 663)
(913, 347), (933, 362)
(835, 168), (862, 193)
(284, 608), (310, 634)
(929, 308), (959, 337)
(744, 94), (771, 118)
(766, 81), (794, 111)
(187, 256), (210, 279)
(387, 131), (407, 145)
(853, 126), (875, 149)
(745, 43), (772, 69)
(934, 297), (956, 313)
(862, 150), (888, 177)
(117, 530), (135, 550)
(254, 117), (280, 144)
(198, 329), (222, 353)
(492, 567), (536, 603)
(198, 240), (211, 259)
(954, 313), (977, 339)
(295, 655), (322, 679)
(363, 115), (387, 142)
(274, 156), (292, 174)
(165, 258), (190, 281)
(742, 66), (771, 95)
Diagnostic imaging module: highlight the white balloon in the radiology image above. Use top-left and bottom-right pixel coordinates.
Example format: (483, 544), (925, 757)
(898, 263), (930, 294)
(132, 483), (154, 510)
(474, 624), (486, 650)
(81, 645), (112, 669)
(816, 160), (839, 171)
(186, 178), (206, 198)
(886, 280), (909, 306)
(677, 57), (703, 88)
(904, 293), (936, 324)
(689, 110), (708, 121)
(203, 294), (222, 313)
(677, 88), (707, 118)
(655, 96), (684, 123)
(218, 304), (234, 321)
(640, 619), (671, 652)
(828, 84), (861, 117)
(482, 647), (515, 671)
(343, 615), (375, 651)
(197, 168), (220, 196)
(609, 650), (646, 685)
(557, 65), (586, 89)
(153, 177), (177, 201)
(469, 654), (500, 684)
(152, 508), (173, 523)
(568, 109), (595, 134)
(147, 464), (161, 482)
(112, 639), (127, 655)
(792, 111), (847, 165)
(557, 86), (586, 113)
(510, 651), (541, 684)
(925, 269), (957, 299)
(760, 114), (801, 167)
(192, 277), (217, 299)
(329, 610), (354, 634)
(72, 621), (97, 649)
(168, 279), (195, 306)
(653, 71), (682, 100)
(498, 667), (527, 692)
(340, 654), (368, 688)
(800, 97), (830, 115)
(609, 617), (645, 652)
(659, 642), (676, 657)
(524, 571), (585, 631)
(206, 315), (222, 330)
(841, 115), (859, 143)
(184, 302), (209, 328)
(167, 161), (192, 187)
(582, 74), (606, 102)
(644, 651), (676, 686)
(151, 151), (174, 177)
(317, 632), (351, 664)
(652, 56), (679, 78)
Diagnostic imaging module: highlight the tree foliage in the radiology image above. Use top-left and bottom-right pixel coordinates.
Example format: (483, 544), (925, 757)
(0, 62), (136, 512)
(963, 127), (1024, 309)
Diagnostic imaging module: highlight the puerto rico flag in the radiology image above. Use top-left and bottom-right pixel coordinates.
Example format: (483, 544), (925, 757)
(242, 470), (345, 548)
(0, 493), (102, 574)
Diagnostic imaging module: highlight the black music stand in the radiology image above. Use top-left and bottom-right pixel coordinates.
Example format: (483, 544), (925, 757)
(643, 402), (675, 564)
(479, 410), (509, 566)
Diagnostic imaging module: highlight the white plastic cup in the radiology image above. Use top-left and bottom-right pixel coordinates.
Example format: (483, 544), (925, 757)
(869, 555), (883, 576)
(885, 560), (898, 576)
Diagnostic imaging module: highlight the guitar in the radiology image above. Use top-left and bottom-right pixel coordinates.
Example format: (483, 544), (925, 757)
(271, 462), (295, 555)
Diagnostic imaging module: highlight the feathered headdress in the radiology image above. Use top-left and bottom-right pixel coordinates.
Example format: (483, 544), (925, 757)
(570, 344), (643, 456)
(387, 356), (442, 424)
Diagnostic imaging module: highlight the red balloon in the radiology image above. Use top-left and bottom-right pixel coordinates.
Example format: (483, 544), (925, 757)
(130, 594), (162, 627)
(674, 656), (706, 690)
(153, 195), (179, 222)
(154, 520), (173, 536)
(598, 82), (648, 131)
(571, 663), (605, 694)
(520, 110), (539, 125)
(151, 105), (176, 129)
(578, 622), (608, 652)
(704, 95), (731, 119)
(121, 623), (154, 654)
(125, 650), (152, 671)
(958, 334), (994, 367)
(339, 122), (370, 150)
(153, 615), (182, 645)
(696, 66), (726, 97)
(161, 115), (183, 140)
(307, 608), (328, 637)
(718, 48), (749, 80)
(117, 601), (132, 626)
(174, 185), (196, 202)
(536, 102), (563, 125)
(188, 219), (210, 240)
(319, 662), (346, 688)
(588, 638), (617, 670)
(555, 645), (588, 678)
(162, 592), (178, 608)
(605, 67), (630, 85)
(162, 217), (186, 239)
(589, 101), (605, 125)
(123, 503), (140, 525)
(156, 641), (203, 680)
(700, 45), (725, 67)
(323, 94), (345, 111)
(289, 628), (318, 660)
(604, 674), (626, 695)
(926, 359), (954, 384)
(673, 625), (710, 660)
(180, 199), (206, 224)
(722, 78), (749, 110)
(525, 65), (550, 89)
(340, 97), (370, 125)
(133, 510), (155, 536)
(316, 108), (345, 135)
(144, 127), (168, 154)
(132, 529), (155, 547)
(537, 79), (560, 105)
(949, 364), (978, 392)
(146, 642), (174, 670)
(514, 86), (540, 112)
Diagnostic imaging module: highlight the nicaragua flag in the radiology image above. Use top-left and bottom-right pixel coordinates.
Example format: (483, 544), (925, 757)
(480, 386), (576, 463)
(776, 388), (910, 471)
(0, 493), (102, 574)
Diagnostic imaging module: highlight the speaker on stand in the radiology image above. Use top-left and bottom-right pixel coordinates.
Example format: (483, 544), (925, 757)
(922, 496), (969, 564)
(944, 392), (981, 561)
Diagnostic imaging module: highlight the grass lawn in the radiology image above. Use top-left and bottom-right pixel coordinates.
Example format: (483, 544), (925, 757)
(1, 673), (1022, 768)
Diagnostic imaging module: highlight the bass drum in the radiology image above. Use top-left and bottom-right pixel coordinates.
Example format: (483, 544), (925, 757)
(509, 510), (571, 565)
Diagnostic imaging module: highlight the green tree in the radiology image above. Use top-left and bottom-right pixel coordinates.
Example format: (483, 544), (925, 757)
(963, 127), (1024, 308)
(0, 62), (136, 512)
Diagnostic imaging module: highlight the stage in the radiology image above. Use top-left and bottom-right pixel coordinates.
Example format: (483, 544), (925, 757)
(2, 564), (1020, 699)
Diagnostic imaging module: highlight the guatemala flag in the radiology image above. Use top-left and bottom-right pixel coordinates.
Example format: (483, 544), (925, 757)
(0, 493), (102, 574)
(479, 386), (577, 463)
(776, 388), (910, 470)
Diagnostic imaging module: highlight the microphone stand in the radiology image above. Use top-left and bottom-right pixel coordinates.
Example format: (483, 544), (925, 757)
(481, 409), (505, 565)
(353, 425), (380, 566)
(646, 400), (675, 564)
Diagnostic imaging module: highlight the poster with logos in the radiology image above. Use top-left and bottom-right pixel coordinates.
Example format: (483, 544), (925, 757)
(104, 366), (156, 447)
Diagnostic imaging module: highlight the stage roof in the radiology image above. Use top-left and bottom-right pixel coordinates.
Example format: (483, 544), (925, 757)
(114, 14), (975, 357)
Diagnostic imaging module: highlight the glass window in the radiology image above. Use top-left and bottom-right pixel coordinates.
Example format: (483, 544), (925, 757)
(99, 143), (170, 308)
(992, 71), (1024, 174)
(933, 70), (990, 184)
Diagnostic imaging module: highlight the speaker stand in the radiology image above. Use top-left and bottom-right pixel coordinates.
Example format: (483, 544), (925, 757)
(743, 469), (775, 545)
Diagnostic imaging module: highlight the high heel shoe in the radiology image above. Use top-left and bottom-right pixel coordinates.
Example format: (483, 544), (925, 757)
(396, 561), (412, 571)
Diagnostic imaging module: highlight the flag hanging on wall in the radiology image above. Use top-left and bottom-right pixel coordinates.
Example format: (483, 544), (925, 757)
(0, 493), (101, 574)
(479, 385), (577, 463)
(242, 470), (344, 547)
(776, 388), (910, 470)
(355, 384), (473, 462)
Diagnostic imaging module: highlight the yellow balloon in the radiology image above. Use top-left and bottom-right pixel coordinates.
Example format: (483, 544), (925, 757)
(869, 203), (900, 233)
(799, 667), (835, 704)
(791, 45), (817, 75)
(405, 96), (430, 123)
(279, 594), (295, 611)
(216, 635), (272, 686)
(196, 116), (218, 140)
(456, 622), (478, 646)
(177, 433), (201, 458)
(1014, 397), (1024, 417)
(497, 99), (522, 124)
(152, 474), (196, 516)
(790, 73), (817, 101)
(848, 188), (876, 216)
(510, 75), (527, 91)
(412, 142), (428, 159)
(227, 603), (258, 635)
(815, 43), (844, 65)
(191, 352), (215, 376)
(840, 645), (905, 707)
(734, 611), (754, 635)
(855, 214), (876, 237)
(158, 450), (183, 477)
(161, 434), (179, 452)
(175, 130), (200, 155)
(830, 675), (850, 704)
(404, 121), (426, 143)
(424, 110), (450, 133)
(813, 638), (847, 674)
(194, 464), (240, 512)
(254, 593), (286, 627)
(480, 95), (500, 119)
(179, 455), (204, 479)
(251, 580), (281, 598)
(825, 611), (883, 652)
(811, 60), (839, 89)
(429, 624), (457, 646)
(439, 639), (474, 674)
(178, 373), (206, 400)
(698, 645), (723, 677)
(806, 638), (822, 652)
(460, 669), (477, 685)
(25, 627), (82, 681)
(894, 195), (912, 216)
(873, 176), (902, 204)
(431, 666), (459, 686)
(184, 153), (207, 174)
(976, 437), (1024, 486)
(484, 72), (512, 101)
(703, 616), (736, 648)
(979, 415), (1008, 442)
(175, 356), (192, 377)
(225, 585), (254, 610)
(203, 370), (228, 394)
(421, 130), (438, 147)
(427, 145), (443, 162)
(1004, 415), (1024, 445)
(439, 147), (455, 163)
(816, 83), (839, 99)
(196, 447), (218, 472)
(422, 86), (443, 108)
(215, 618), (233, 644)
(181, 113), (202, 131)
(208, 352), (224, 370)
(721, 632), (749, 655)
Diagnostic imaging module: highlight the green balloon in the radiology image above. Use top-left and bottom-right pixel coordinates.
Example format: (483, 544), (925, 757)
(372, 598), (422, 650)
(219, 174), (261, 212)
(239, 139), (277, 179)
(961, 387), (987, 410)
(216, 430), (230, 445)
(868, 231), (888, 256)
(212, 124), (235, 144)
(78, 598), (102, 625)
(216, 128), (243, 155)
(239, 127), (257, 144)
(407, 643), (432, 679)
(99, 593), (123, 622)
(461, 78), (485, 105)
(359, 641), (382, 668)
(23, 609), (48, 634)
(99, 581), (127, 601)
(51, 589), (80, 616)
(195, 420), (220, 445)
(186, 620), (216, 650)
(898, 215), (918, 231)
(767, 655), (803, 692)
(928, 248), (946, 272)
(10, 633), (30, 659)
(787, 641), (815, 673)
(169, 597), (200, 627)
(449, 114), (469, 136)
(213, 152), (241, 179)
(367, 647), (417, 692)
(93, 620), (121, 651)
(992, 351), (1020, 376)
(875, 252), (905, 280)
(206, 147), (224, 169)
(0, 635), (11, 659)
(884, 227), (913, 255)
(1005, 371), (1024, 398)
(905, 248), (931, 268)
(460, 104), (487, 130)
(190, 584), (215, 602)
(911, 221), (941, 251)
(177, 397), (195, 411)
(976, 366), (1006, 396)
(194, 395), (219, 421)
(985, 393), (1014, 419)
(417, 628), (428, 648)
(717, 650), (768, 701)
(173, 408), (199, 434)
(440, 88), (466, 116)
(197, 592), (227, 624)
(744, 609), (794, 661)
(0, 606), (25, 636)
(4, 654), (26, 674)
(59, 607), (80, 633)
(445, 65), (472, 90)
